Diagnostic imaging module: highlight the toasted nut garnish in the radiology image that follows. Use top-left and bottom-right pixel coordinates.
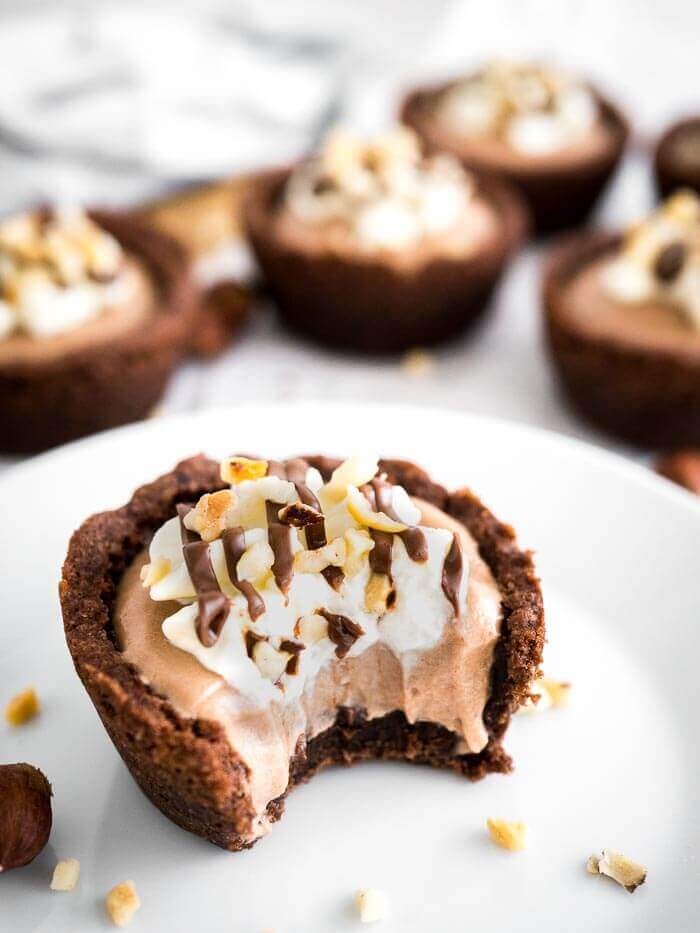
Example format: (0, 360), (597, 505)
(5, 687), (40, 726)
(344, 527), (374, 576)
(355, 888), (389, 923)
(365, 572), (394, 615)
(587, 849), (647, 893)
(253, 641), (290, 682)
(50, 857), (80, 891)
(324, 456), (379, 502)
(237, 540), (274, 585)
(105, 880), (141, 927)
(295, 613), (329, 645)
(278, 501), (324, 527)
(295, 538), (346, 574)
(184, 490), (235, 543)
(663, 188), (700, 224)
(346, 486), (407, 533)
(486, 818), (527, 852)
(220, 456), (268, 484)
(139, 557), (171, 588)
(518, 678), (551, 714)
(541, 677), (572, 708)
(400, 348), (435, 378)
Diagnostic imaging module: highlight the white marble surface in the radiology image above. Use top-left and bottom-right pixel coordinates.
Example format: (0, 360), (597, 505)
(2, 0), (696, 470)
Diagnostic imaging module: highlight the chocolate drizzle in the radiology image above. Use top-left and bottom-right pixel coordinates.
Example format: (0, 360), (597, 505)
(181, 538), (230, 647)
(176, 503), (198, 545)
(319, 609), (365, 658)
(360, 478), (428, 581)
(222, 527), (265, 621)
(265, 502), (295, 597)
(280, 639), (304, 675)
(321, 565), (345, 591)
(441, 533), (463, 615)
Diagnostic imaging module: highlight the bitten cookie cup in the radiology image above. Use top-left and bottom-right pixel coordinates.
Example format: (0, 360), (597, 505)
(401, 83), (628, 236)
(543, 232), (700, 448)
(243, 169), (527, 354)
(654, 117), (700, 200)
(0, 212), (196, 454)
(60, 455), (544, 852)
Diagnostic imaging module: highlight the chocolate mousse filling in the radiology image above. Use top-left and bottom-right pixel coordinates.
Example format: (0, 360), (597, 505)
(544, 231), (700, 446)
(401, 83), (628, 234)
(0, 211), (196, 453)
(61, 455), (543, 852)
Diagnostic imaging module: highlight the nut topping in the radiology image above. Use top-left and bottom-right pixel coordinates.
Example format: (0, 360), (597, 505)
(220, 456), (268, 485)
(105, 880), (141, 927)
(183, 490), (235, 542)
(486, 817), (527, 851)
(5, 686), (40, 727)
(50, 857), (81, 891)
(355, 888), (389, 923)
(587, 849), (647, 893)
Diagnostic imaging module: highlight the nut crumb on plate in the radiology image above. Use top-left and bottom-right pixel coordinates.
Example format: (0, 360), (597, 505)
(400, 348), (435, 377)
(355, 888), (389, 923)
(487, 817), (527, 851)
(519, 675), (571, 713)
(587, 849), (647, 892)
(50, 857), (80, 891)
(105, 880), (141, 927)
(5, 687), (40, 726)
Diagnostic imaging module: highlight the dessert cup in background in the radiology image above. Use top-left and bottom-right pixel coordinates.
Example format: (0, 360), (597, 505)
(244, 128), (527, 354)
(60, 453), (544, 851)
(0, 208), (196, 453)
(654, 116), (700, 200)
(401, 60), (628, 235)
(543, 191), (700, 447)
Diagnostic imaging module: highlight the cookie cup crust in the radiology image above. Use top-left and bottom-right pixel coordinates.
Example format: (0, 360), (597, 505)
(243, 168), (527, 354)
(60, 455), (544, 851)
(543, 230), (700, 447)
(0, 211), (197, 453)
(401, 82), (628, 235)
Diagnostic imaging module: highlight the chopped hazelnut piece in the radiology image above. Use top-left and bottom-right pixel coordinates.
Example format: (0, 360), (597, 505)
(587, 849), (647, 893)
(105, 880), (141, 927)
(355, 888), (389, 923)
(541, 677), (572, 708)
(324, 456), (379, 502)
(50, 857), (80, 891)
(139, 557), (170, 588)
(364, 572), (394, 614)
(253, 641), (290, 683)
(400, 348), (435, 378)
(220, 456), (268, 484)
(487, 817), (527, 851)
(296, 613), (329, 645)
(183, 490), (235, 543)
(5, 687), (40, 726)
(295, 538), (346, 574)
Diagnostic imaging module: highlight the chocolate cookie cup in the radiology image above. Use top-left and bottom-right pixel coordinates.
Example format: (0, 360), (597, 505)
(655, 117), (700, 199)
(244, 169), (527, 354)
(544, 231), (700, 447)
(0, 212), (196, 454)
(60, 455), (544, 852)
(401, 83), (628, 235)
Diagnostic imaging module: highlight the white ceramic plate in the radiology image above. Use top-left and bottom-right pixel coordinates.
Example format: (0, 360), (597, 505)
(1, 403), (698, 933)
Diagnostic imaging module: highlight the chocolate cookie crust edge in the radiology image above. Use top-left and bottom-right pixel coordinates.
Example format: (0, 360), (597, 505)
(543, 230), (700, 447)
(401, 84), (628, 235)
(654, 116), (700, 200)
(243, 169), (527, 354)
(0, 212), (197, 454)
(60, 455), (544, 852)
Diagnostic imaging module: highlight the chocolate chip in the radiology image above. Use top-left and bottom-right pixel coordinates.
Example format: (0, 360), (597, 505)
(654, 241), (687, 283)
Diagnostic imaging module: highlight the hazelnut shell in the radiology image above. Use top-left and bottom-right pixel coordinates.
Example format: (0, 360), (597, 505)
(0, 763), (53, 872)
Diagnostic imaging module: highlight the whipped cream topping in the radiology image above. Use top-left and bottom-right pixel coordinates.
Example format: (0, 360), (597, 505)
(437, 60), (598, 156)
(0, 207), (127, 340)
(141, 456), (474, 710)
(284, 127), (476, 250)
(603, 190), (700, 328)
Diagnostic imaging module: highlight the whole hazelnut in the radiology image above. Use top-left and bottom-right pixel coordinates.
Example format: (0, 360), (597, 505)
(0, 763), (53, 872)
